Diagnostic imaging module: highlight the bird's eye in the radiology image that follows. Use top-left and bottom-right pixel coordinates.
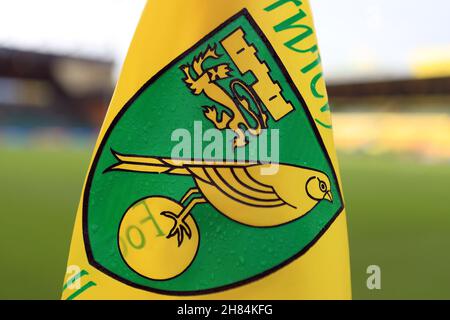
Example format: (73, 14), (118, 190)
(319, 181), (327, 192)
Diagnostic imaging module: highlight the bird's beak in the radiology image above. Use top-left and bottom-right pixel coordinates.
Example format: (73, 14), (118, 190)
(324, 191), (333, 202)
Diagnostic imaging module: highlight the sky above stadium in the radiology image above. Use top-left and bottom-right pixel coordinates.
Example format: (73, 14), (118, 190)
(0, 0), (449, 81)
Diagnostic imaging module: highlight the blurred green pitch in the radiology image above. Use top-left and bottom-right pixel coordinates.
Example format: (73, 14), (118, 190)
(1, 146), (449, 299)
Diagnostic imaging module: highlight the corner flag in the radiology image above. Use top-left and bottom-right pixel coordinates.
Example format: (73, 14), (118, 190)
(63, 0), (351, 300)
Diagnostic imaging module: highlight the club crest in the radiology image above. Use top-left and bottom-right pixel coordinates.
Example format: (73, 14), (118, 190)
(83, 9), (343, 294)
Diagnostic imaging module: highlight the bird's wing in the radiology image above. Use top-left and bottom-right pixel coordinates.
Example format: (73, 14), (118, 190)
(109, 151), (286, 207)
(197, 166), (286, 208)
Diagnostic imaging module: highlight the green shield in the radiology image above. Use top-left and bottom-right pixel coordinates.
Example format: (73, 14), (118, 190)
(83, 9), (343, 294)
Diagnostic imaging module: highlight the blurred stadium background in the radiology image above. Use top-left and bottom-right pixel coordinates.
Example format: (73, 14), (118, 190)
(0, 0), (449, 299)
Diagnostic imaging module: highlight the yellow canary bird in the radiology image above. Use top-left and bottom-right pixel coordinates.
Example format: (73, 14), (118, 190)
(110, 151), (333, 246)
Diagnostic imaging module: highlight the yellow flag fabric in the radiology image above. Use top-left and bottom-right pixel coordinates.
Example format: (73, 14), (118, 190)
(62, 0), (351, 300)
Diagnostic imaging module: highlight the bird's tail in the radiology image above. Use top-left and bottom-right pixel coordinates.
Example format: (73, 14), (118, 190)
(107, 150), (191, 175)
(107, 149), (260, 176)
